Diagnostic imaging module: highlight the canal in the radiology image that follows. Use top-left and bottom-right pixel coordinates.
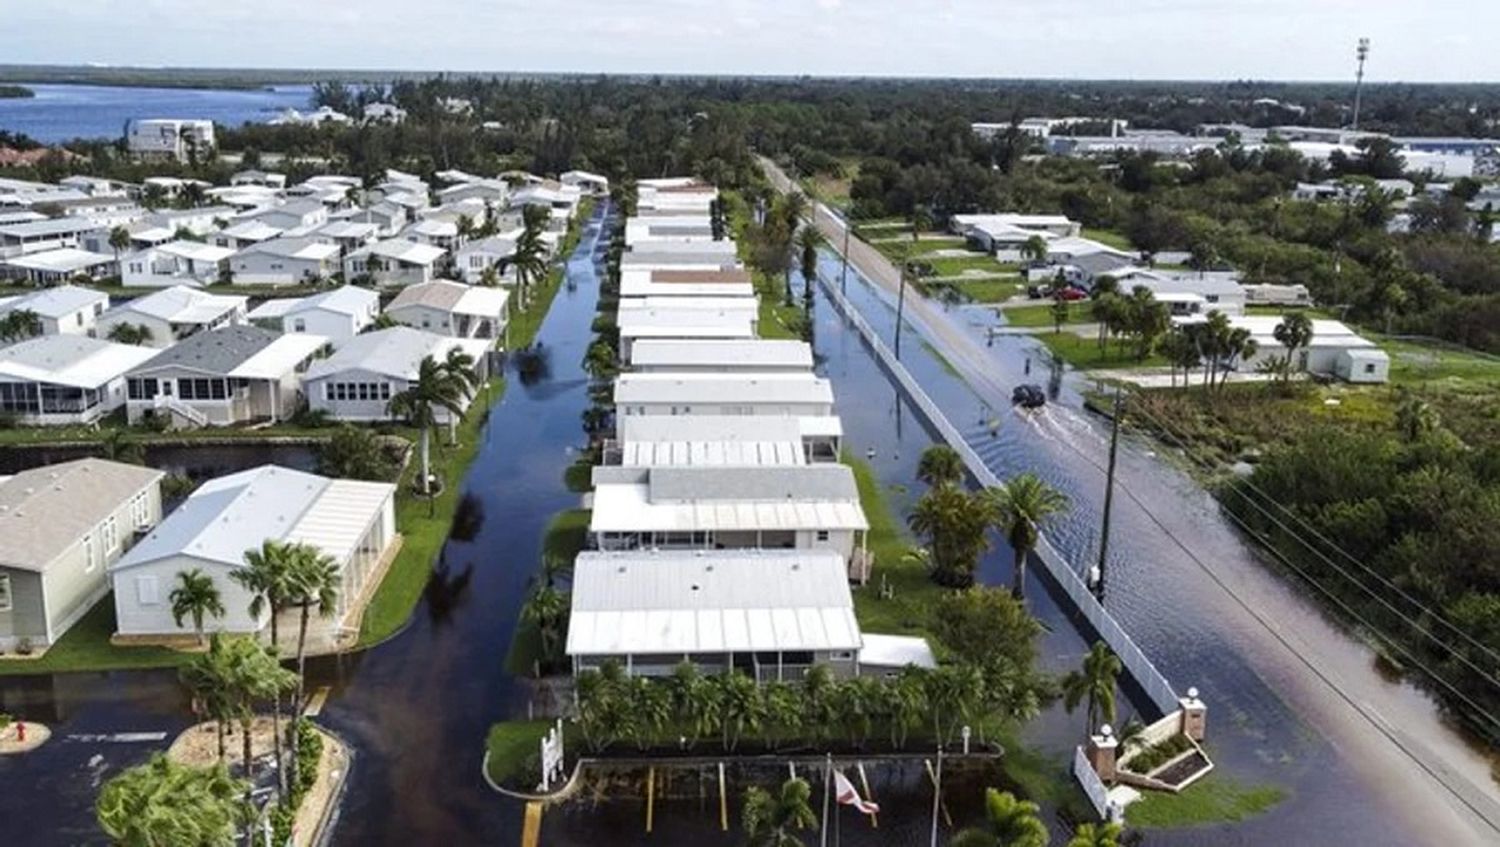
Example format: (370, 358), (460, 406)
(3, 201), (1496, 845)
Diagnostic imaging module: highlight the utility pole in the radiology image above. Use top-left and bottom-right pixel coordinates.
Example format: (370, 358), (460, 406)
(894, 260), (909, 358)
(1093, 387), (1123, 602)
(1351, 37), (1371, 131)
(839, 220), (851, 296)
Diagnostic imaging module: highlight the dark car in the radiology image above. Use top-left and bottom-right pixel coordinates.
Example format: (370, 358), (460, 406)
(1012, 384), (1046, 408)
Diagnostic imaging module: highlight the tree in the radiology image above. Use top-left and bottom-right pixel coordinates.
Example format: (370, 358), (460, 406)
(988, 473), (1068, 598)
(1021, 235), (1049, 265)
(511, 209), (549, 308)
(582, 339), (617, 382)
(1050, 293), (1070, 334)
(1271, 312), (1314, 383)
(98, 429), (145, 464)
(910, 204), (933, 241)
(1067, 821), (1124, 847)
(714, 670), (764, 752)
(884, 667), (929, 748)
(108, 225), (132, 263)
(440, 345), (481, 443)
(521, 583), (568, 669)
(1159, 329), (1201, 388)
(916, 444), (965, 488)
(169, 568), (225, 647)
(387, 354), (469, 495)
(1090, 292), (1124, 353)
(179, 635), (238, 764)
(315, 425), (397, 481)
(909, 481), (995, 588)
(287, 547), (339, 719)
(106, 322), (155, 346)
(0, 309), (42, 343)
(668, 660), (719, 747)
(95, 754), (247, 847)
(1394, 392), (1439, 442)
(949, 788), (1049, 847)
(797, 226), (822, 308)
(741, 777), (817, 847)
(1123, 286), (1169, 361)
(231, 540), (300, 797)
(1061, 641), (1122, 736)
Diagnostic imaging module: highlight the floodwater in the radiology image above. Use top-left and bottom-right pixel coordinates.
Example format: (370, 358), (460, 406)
(2, 210), (1497, 845)
(0, 83), (313, 143)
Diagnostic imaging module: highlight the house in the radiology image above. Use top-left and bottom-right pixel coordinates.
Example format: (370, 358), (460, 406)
(637, 181), (718, 214)
(110, 465), (396, 640)
(385, 279), (509, 342)
(610, 414), (842, 467)
(949, 213), (1081, 258)
(125, 119), (215, 161)
(95, 286), (247, 348)
(59, 175), (130, 198)
(453, 235), (517, 284)
(628, 339), (814, 373)
(588, 464), (869, 560)
(144, 206), (236, 238)
(1242, 283), (1313, 307)
(227, 237), (342, 286)
(245, 199), (329, 232)
(304, 327), (490, 422)
(0, 459), (164, 652)
(313, 220), (380, 258)
(435, 179), (509, 207)
(0, 335), (159, 424)
(123, 325), (327, 427)
(213, 219), (285, 250)
(616, 306), (757, 360)
(620, 249), (741, 273)
(1107, 269), (1247, 316)
(1, 248), (118, 285)
(247, 286), (379, 340)
(1039, 237), (1139, 284)
(619, 268), (754, 299)
(624, 216), (715, 247)
(121, 241), (235, 287)
(0, 285), (108, 335)
(230, 170), (288, 189)
(49, 195), (145, 229)
(402, 218), (461, 250)
(0, 218), (97, 258)
(1176, 314), (1390, 384)
(560, 170), (610, 196)
(344, 239), (446, 287)
(363, 103), (407, 124)
(339, 202), (407, 237)
(614, 372), (834, 417)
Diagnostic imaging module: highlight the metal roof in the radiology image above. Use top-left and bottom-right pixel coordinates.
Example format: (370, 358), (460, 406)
(236, 236), (341, 262)
(0, 335), (159, 388)
(386, 279), (508, 317)
(247, 285), (378, 322)
(127, 325), (324, 378)
(620, 440), (806, 468)
(109, 285), (246, 324)
(566, 550), (860, 657)
(618, 414), (840, 444)
(590, 466), (866, 534)
(0, 459), (164, 571)
(305, 326), (487, 381)
(628, 339), (813, 370)
(614, 372), (834, 406)
(2, 248), (116, 275)
(0, 284), (107, 318)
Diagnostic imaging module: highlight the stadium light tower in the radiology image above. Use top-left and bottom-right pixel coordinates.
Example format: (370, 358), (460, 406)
(1352, 37), (1371, 130)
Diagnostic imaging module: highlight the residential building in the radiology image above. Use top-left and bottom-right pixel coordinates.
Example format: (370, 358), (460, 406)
(313, 220), (380, 258)
(385, 279), (509, 342)
(614, 372), (835, 417)
(1176, 314), (1390, 384)
(588, 464), (869, 561)
(0, 335), (159, 424)
(363, 103), (407, 124)
(0, 285), (108, 335)
(227, 237), (342, 286)
(125, 119), (215, 161)
(230, 170), (288, 189)
(304, 327), (490, 422)
(339, 203), (408, 238)
(110, 465), (396, 640)
(0, 248), (117, 285)
(616, 306), (757, 360)
(344, 239), (446, 287)
(620, 249), (741, 273)
(402, 218), (461, 250)
(627, 339), (814, 373)
(144, 206), (236, 239)
(453, 235), (517, 284)
(619, 268), (754, 299)
(123, 325), (327, 427)
(121, 241), (235, 287)
(610, 414), (842, 466)
(560, 170), (610, 196)
(247, 285), (379, 340)
(0, 218), (96, 258)
(95, 286), (248, 348)
(213, 220), (285, 250)
(0, 459), (164, 652)
(624, 216), (716, 247)
(1107, 269), (1247, 316)
(246, 199), (329, 232)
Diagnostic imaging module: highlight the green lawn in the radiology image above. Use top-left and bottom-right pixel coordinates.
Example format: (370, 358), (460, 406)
(1003, 302), (1091, 327)
(76, 283), (328, 301)
(925, 256), (1014, 278)
(505, 509), (590, 676)
(1081, 228), (1134, 251)
(0, 421), (337, 447)
(484, 719), (554, 787)
(845, 454), (950, 649)
(1243, 305), (1339, 320)
(889, 237), (967, 256)
(721, 189), (807, 341)
(1376, 335), (1500, 387)
(0, 595), (186, 675)
(949, 279), (1021, 304)
(1035, 331), (1168, 371)
(1126, 774), (1286, 828)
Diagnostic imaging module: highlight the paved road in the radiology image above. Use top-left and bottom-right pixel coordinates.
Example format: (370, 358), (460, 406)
(761, 156), (1500, 845)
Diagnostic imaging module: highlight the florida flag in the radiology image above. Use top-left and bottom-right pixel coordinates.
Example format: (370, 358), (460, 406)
(834, 770), (880, 815)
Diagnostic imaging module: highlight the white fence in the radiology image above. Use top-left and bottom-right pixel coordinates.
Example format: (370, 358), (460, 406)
(821, 272), (1180, 717)
(1073, 745), (1118, 822)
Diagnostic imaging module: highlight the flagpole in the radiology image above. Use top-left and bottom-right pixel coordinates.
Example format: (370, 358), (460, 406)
(929, 746), (944, 847)
(820, 753), (832, 847)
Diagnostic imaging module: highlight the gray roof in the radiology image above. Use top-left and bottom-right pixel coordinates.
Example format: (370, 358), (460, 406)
(0, 459), (163, 571)
(127, 324), (278, 375)
(305, 326), (453, 381)
(649, 465), (858, 503)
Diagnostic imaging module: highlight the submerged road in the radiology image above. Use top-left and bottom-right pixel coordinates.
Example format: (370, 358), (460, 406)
(761, 158), (1500, 846)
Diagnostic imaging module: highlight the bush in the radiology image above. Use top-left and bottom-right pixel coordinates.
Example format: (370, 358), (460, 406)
(1124, 733), (1194, 774)
(271, 720), (325, 844)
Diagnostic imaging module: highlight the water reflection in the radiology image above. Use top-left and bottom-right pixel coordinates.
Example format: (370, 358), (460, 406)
(513, 343), (552, 386)
(424, 561), (475, 627)
(450, 492), (486, 542)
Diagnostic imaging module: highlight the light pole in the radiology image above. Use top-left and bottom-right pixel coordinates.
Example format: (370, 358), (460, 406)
(894, 259), (909, 359)
(839, 219), (851, 296)
(1093, 387), (1123, 602)
(1352, 37), (1371, 131)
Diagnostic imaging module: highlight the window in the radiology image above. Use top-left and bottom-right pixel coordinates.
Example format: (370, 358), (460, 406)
(1365, 363), (1376, 374)
(76, 312), (85, 326)
(104, 516), (119, 553)
(292, 319), (306, 332)
(127, 378), (158, 400)
(815, 530), (830, 542)
(135, 575), (159, 606)
(83, 533), (97, 573)
(0, 573), (10, 611)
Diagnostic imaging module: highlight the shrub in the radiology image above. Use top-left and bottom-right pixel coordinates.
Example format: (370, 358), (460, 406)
(1124, 733), (1194, 774)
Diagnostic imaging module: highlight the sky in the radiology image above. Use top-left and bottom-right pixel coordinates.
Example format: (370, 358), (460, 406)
(6, 0), (1499, 82)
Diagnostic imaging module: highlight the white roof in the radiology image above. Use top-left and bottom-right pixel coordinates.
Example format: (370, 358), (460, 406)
(247, 285), (378, 322)
(316, 221), (379, 240)
(590, 468), (866, 534)
(306, 326), (488, 381)
(0, 284), (106, 318)
(111, 285), (245, 324)
(0, 335), (159, 388)
(228, 333), (329, 379)
(386, 279), (509, 318)
(2, 248), (116, 275)
(1176, 314), (1379, 349)
(219, 220), (284, 242)
(566, 550), (860, 657)
(237, 236), (341, 262)
(111, 465), (394, 572)
(354, 238), (445, 266)
(858, 634), (937, 669)
(156, 241), (236, 263)
(615, 372), (834, 406)
(628, 339), (813, 370)
(620, 296), (757, 313)
(621, 440), (807, 468)
(616, 308), (756, 340)
(619, 414), (841, 444)
(405, 219), (458, 238)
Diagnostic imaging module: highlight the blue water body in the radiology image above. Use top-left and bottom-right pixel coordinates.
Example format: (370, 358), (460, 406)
(0, 83), (313, 143)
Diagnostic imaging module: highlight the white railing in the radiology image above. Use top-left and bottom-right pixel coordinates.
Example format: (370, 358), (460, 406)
(1073, 745), (1117, 822)
(152, 394), (209, 428)
(821, 272), (1180, 717)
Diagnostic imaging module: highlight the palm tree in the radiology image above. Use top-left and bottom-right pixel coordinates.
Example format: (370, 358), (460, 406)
(106, 322), (156, 346)
(95, 754), (247, 847)
(885, 666), (929, 748)
(916, 444), (965, 488)
(715, 670), (764, 752)
(797, 226), (822, 301)
(1394, 392), (1439, 442)
(387, 355), (470, 495)
(521, 583), (568, 670)
(1067, 821), (1124, 847)
(910, 204), (933, 241)
(216, 635), (295, 803)
(1271, 312), (1314, 382)
(1090, 292), (1123, 352)
(97, 429), (145, 464)
(231, 541), (299, 797)
(287, 547), (339, 718)
(511, 209), (550, 308)
(0, 309), (42, 343)
(169, 569), (225, 647)
(909, 482), (995, 588)
(1021, 235), (1050, 265)
(950, 788), (1049, 847)
(741, 776), (818, 847)
(1159, 329), (1201, 388)
(440, 345), (480, 444)
(988, 473), (1069, 598)
(760, 680), (802, 750)
(668, 660), (719, 747)
(178, 634), (237, 763)
(801, 664), (838, 744)
(108, 225), (132, 265)
(1061, 641), (1122, 736)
